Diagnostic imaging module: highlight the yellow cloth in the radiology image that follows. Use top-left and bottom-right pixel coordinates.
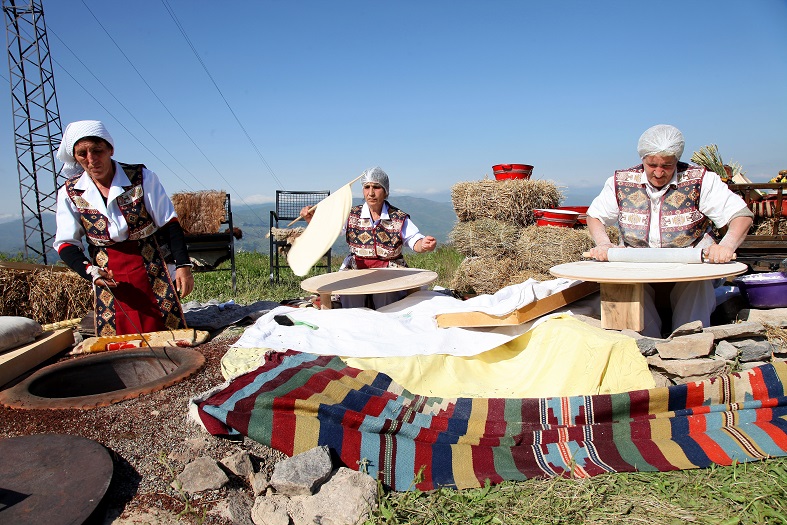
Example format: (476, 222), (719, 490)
(343, 316), (654, 398)
(221, 346), (270, 380)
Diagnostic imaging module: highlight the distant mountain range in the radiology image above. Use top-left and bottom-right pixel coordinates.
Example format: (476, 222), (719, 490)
(0, 196), (460, 259)
(0, 187), (598, 261)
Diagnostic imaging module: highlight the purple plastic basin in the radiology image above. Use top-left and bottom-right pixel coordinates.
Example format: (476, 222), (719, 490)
(734, 272), (787, 309)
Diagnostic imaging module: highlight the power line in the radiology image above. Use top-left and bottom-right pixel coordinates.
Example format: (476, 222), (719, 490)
(159, 0), (285, 190)
(78, 0), (267, 223)
(48, 27), (204, 191)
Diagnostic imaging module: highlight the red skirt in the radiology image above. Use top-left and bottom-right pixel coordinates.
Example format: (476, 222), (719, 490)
(98, 241), (167, 336)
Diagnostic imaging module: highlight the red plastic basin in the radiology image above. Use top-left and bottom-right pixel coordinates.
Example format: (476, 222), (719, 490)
(533, 208), (579, 228)
(558, 206), (590, 225)
(493, 164), (533, 180)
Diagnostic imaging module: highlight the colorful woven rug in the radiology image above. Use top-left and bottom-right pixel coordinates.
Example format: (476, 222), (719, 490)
(192, 351), (787, 491)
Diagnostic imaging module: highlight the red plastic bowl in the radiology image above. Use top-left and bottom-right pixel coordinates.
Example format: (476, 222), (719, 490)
(558, 206), (590, 225)
(493, 164), (533, 180)
(533, 208), (579, 228)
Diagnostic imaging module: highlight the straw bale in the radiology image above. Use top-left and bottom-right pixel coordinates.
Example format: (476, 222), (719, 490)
(507, 269), (555, 286)
(0, 267), (92, 325)
(754, 218), (787, 236)
(451, 256), (525, 295)
(270, 227), (305, 255)
(171, 190), (227, 234)
(451, 179), (563, 227)
(448, 219), (521, 257)
(515, 225), (594, 274)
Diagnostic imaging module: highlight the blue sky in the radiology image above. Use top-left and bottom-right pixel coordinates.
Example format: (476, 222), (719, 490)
(1, 0), (785, 224)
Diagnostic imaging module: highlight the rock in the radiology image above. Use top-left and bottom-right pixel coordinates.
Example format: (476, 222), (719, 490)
(647, 355), (728, 384)
(650, 369), (673, 387)
(270, 445), (333, 497)
(222, 450), (255, 478)
(251, 494), (291, 525)
(175, 456), (229, 493)
(297, 467), (378, 525)
(251, 470), (270, 496)
(632, 336), (662, 356)
(655, 333), (715, 360)
(714, 340), (739, 361)
(669, 320), (704, 337)
(210, 492), (254, 525)
(731, 339), (774, 363)
(740, 361), (770, 371)
(738, 308), (787, 327)
(703, 321), (766, 341)
(617, 331), (669, 357)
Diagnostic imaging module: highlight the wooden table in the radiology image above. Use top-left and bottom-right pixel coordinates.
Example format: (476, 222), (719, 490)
(549, 261), (748, 331)
(301, 268), (438, 309)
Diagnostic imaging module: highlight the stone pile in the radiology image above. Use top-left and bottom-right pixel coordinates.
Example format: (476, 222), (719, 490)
(173, 445), (377, 525)
(578, 307), (787, 386)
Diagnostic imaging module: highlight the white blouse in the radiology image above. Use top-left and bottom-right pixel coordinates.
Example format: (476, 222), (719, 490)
(53, 161), (177, 252)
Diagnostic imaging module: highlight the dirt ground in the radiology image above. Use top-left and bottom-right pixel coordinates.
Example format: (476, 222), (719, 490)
(0, 327), (286, 524)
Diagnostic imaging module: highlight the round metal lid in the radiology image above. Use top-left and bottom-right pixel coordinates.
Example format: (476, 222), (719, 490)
(0, 433), (113, 524)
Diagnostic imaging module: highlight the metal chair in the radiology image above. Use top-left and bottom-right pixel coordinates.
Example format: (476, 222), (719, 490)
(183, 193), (236, 293)
(269, 190), (331, 282)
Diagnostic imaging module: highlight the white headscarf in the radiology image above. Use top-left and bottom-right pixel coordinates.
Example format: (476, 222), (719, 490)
(360, 166), (389, 196)
(637, 124), (685, 160)
(57, 120), (115, 177)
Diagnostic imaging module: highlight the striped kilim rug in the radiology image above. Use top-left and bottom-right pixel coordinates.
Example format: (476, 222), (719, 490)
(193, 351), (787, 491)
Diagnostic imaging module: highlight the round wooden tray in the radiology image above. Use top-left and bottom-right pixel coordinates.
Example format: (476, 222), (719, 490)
(550, 260), (748, 284)
(301, 268), (438, 295)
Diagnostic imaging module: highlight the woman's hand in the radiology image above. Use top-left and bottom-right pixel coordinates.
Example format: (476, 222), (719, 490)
(300, 205), (315, 224)
(587, 243), (615, 261)
(703, 243), (736, 264)
(86, 264), (117, 287)
(417, 236), (437, 253)
(175, 266), (194, 298)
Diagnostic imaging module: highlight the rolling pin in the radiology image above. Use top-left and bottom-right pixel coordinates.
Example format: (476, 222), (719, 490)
(581, 247), (735, 263)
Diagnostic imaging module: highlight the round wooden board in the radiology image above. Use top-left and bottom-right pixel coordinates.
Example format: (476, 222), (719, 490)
(301, 268), (438, 295)
(549, 260), (748, 284)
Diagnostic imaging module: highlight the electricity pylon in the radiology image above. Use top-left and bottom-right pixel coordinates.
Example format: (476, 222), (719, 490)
(3, 0), (63, 263)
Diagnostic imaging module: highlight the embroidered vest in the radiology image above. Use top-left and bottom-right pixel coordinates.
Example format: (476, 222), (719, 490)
(346, 202), (408, 261)
(615, 162), (711, 248)
(64, 163), (158, 246)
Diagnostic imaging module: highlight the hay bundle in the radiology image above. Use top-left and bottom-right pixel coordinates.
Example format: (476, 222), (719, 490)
(0, 267), (92, 325)
(451, 179), (563, 227)
(448, 219), (521, 257)
(171, 190), (227, 234)
(270, 227), (305, 254)
(507, 269), (555, 286)
(515, 225), (594, 274)
(754, 218), (787, 236)
(450, 256), (524, 295)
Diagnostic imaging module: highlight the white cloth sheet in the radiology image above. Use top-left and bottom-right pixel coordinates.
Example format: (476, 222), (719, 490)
(232, 278), (593, 358)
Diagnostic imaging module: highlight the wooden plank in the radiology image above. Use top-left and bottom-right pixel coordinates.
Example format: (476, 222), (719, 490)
(600, 283), (644, 331)
(0, 328), (74, 388)
(435, 281), (599, 328)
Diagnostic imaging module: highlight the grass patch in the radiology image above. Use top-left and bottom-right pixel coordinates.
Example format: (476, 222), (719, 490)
(368, 459), (787, 524)
(189, 248), (463, 304)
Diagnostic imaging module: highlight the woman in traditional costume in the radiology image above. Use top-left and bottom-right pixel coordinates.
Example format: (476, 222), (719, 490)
(586, 124), (753, 337)
(302, 166), (437, 308)
(54, 120), (193, 336)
